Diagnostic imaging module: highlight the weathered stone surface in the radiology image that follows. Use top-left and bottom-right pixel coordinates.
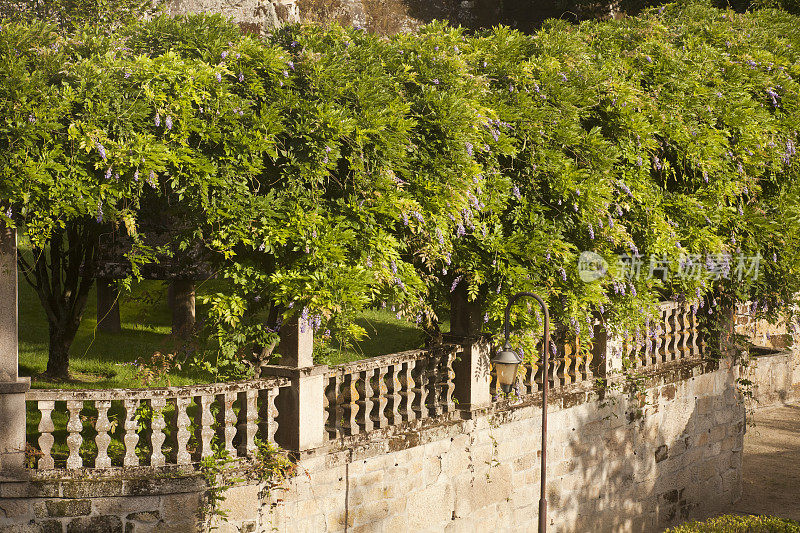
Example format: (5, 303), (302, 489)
(65, 515), (123, 533)
(34, 499), (92, 518)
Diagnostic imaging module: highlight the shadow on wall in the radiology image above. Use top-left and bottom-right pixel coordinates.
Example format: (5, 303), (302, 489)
(554, 372), (743, 532)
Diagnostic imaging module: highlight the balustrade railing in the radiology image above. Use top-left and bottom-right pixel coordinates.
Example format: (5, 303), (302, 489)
(322, 344), (461, 441)
(22, 301), (715, 471)
(618, 301), (703, 370)
(26, 377), (289, 471)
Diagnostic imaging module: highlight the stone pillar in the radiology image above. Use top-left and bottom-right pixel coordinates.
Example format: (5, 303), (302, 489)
(169, 280), (195, 337)
(263, 317), (325, 452)
(96, 278), (121, 333)
(0, 227), (30, 477)
(451, 337), (491, 412)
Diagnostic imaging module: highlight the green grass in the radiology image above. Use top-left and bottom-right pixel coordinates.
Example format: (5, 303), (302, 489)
(316, 308), (449, 366)
(18, 276), (216, 389)
(667, 515), (800, 532)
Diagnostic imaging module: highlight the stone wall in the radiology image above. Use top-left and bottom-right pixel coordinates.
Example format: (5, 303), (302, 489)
(744, 347), (800, 408)
(0, 357), (746, 533)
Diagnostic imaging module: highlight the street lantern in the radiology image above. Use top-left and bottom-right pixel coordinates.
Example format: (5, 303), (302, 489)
(491, 291), (550, 533)
(493, 345), (522, 393)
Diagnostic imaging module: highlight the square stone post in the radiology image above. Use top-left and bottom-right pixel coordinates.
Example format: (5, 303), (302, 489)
(262, 317), (325, 452)
(0, 227), (30, 477)
(450, 336), (491, 412)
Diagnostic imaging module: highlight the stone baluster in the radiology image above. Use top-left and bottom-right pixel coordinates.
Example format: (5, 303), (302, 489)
(258, 386), (280, 445)
(680, 305), (691, 359)
(401, 360), (416, 422)
(343, 372), (359, 436)
(174, 397), (192, 465)
(386, 365), (401, 426)
(94, 400), (112, 468)
(123, 399), (140, 467)
(237, 390), (258, 458)
(37, 400), (55, 469)
(372, 367), (388, 429)
(550, 348), (562, 389)
(427, 353), (443, 416)
(444, 349), (456, 412)
(662, 306), (673, 363)
(412, 357), (428, 419)
(65, 400), (83, 469)
(356, 370), (372, 433)
(196, 394), (215, 459)
(561, 340), (574, 386)
(217, 391), (237, 457)
(583, 341), (594, 382)
(149, 397), (167, 467)
(689, 308), (700, 357)
(323, 375), (341, 441)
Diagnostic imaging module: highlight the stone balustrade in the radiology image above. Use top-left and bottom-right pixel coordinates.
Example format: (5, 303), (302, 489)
(322, 344), (461, 441)
(25, 378), (289, 471)
(616, 301), (704, 371)
(17, 300), (717, 474)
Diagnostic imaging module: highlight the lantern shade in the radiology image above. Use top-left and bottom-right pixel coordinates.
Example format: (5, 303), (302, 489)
(493, 349), (521, 393)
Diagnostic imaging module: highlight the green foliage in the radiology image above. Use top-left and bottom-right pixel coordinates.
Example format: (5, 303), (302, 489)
(3, 4), (800, 379)
(667, 514), (800, 532)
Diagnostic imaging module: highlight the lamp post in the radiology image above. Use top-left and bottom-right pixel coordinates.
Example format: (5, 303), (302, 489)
(491, 291), (550, 533)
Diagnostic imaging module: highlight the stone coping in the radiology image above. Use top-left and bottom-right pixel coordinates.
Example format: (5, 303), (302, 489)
(26, 376), (290, 401)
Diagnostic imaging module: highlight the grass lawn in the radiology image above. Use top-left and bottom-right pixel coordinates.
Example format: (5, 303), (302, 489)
(17, 267), (435, 389)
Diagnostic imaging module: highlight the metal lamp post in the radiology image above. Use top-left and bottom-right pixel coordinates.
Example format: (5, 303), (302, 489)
(491, 291), (550, 533)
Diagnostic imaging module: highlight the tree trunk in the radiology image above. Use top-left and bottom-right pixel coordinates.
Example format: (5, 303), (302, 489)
(97, 278), (121, 333)
(18, 219), (99, 380)
(449, 282), (484, 338)
(45, 322), (74, 378)
(170, 280), (195, 338)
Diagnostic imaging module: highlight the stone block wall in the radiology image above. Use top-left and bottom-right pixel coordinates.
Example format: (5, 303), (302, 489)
(258, 358), (744, 533)
(744, 347), (800, 408)
(1, 357), (744, 532)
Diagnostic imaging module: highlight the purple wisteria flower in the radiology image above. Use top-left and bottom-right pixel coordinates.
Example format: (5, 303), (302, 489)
(465, 141), (473, 156)
(238, 72), (244, 82)
(165, 116), (173, 131)
(432, 79), (440, 85)
(154, 113), (160, 127)
(133, 169), (139, 181)
(588, 223), (594, 240)
(96, 142), (107, 160)
(216, 72), (222, 82)
(784, 139), (796, 165)
(436, 229), (444, 245)
(457, 223), (465, 237)
(560, 267), (567, 282)
(96, 201), (103, 223)
(287, 61), (294, 70)
(28, 114), (35, 123)
(149, 170), (157, 188)
(450, 276), (462, 293)
(391, 260), (397, 274)
(5, 207), (12, 219)
(221, 51), (228, 59)
(105, 168), (112, 180)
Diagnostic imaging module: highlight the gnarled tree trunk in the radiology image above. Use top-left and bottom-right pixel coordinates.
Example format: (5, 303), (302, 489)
(18, 219), (99, 379)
